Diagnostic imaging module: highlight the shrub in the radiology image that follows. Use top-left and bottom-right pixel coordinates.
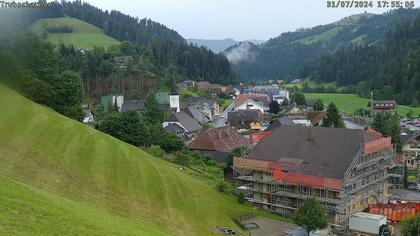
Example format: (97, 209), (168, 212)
(237, 191), (245, 204)
(216, 180), (227, 193)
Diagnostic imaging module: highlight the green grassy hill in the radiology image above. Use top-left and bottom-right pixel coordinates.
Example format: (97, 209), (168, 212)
(0, 84), (269, 235)
(29, 17), (119, 49)
(304, 93), (420, 117)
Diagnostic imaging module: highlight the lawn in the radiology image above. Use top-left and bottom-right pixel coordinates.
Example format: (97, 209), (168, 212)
(29, 17), (119, 50)
(0, 84), (285, 235)
(304, 93), (420, 117)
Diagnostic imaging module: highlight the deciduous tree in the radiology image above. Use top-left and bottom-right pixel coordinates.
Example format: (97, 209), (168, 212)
(293, 196), (328, 234)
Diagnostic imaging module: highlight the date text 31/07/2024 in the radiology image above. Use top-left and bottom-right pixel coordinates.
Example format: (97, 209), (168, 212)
(326, 0), (415, 8)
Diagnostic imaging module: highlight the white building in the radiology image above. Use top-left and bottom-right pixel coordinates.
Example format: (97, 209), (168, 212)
(169, 92), (180, 112)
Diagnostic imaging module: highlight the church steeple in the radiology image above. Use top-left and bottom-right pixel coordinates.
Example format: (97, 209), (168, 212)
(170, 73), (178, 95)
(169, 75), (180, 112)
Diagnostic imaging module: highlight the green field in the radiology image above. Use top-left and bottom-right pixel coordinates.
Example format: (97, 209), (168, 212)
(0, 84), (283, 235)
(304, 93), (420, 117)
(29, 17), (119, 50)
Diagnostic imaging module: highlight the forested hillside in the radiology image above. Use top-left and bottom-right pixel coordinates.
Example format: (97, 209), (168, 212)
(227, 9), (420, 81)
(300, 15), (420, 106)
(9, 1), (236, 87)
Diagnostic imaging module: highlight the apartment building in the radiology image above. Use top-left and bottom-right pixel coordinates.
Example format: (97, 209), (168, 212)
(233, 126), (400, 225)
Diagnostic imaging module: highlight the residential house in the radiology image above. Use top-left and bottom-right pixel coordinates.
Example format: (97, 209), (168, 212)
(227, 109), (264, 131)
(155, 91), (180, 112)
(307, 111), (326, 126)
(163, 123), (188, 140)
(271, 90), (290, 105)
(188, 126), (250, 163)
(83, 110), (94, 123)
(163, 111), (203, 141)
(236, 94), (270, 109)
(156, 92), (170, 105)
(400, 132), (420, 170)
(178, 80), (195, 89)
(114, 56), (133, 68)
(183, 96), (220, 118)
(183, 105), (211, 125)
(121, 100), (145, 112)
(196, 81), (211, 90)
(233, 126), (399, 226)
(266, 117), (296, 131)
(371, 100), (397, 113)
(101, 95), (124, 112)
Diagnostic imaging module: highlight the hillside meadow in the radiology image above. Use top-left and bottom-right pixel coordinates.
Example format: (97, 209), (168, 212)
(304, 93), (420, 117)
(29, 17), (119, 49)
(0, 84), (284, 235)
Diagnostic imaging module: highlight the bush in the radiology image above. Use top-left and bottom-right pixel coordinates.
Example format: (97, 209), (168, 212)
(216, 180), (227, 192)
(237, 191), (245, 204)
(147, 145), (166, 158)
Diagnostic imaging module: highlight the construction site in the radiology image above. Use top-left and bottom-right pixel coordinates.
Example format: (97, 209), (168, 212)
(233, 126), (403, 226)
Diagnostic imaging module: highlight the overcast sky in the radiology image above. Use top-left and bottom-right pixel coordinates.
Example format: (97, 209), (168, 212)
(86, 0), (390, 40)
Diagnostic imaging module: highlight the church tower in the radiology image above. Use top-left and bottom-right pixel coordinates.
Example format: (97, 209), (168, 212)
(169, 77), (180, 112)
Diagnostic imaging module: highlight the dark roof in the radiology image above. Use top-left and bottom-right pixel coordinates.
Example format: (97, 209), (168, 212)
(188, 126), (250, 153)
(167, 112), (202, 133)
(227, 110), (263, 128)
(266, 117), (296, 131)
(400, 132), (420, 145)
(246, 126), (365, 179)
(121, 100), (144, 112)
(164, 123), (185, 134)
(184, 106), (210, 125)
(184, 96), (216, 107)
(196, 150), (230, 163)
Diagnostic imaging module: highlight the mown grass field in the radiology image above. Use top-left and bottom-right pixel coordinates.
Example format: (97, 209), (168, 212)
(0, 84), (286, 235)
(29, 17), (119, 49)
(304, 93), (420, 117)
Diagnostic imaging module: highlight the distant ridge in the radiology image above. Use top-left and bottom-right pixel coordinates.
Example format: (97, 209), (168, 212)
(187, 38), (264, 53)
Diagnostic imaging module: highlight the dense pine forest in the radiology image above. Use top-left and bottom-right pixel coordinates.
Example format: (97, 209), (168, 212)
(228, 8), (420, 82)
(300, 15), (420, 106)
(2, 1), (236, 98)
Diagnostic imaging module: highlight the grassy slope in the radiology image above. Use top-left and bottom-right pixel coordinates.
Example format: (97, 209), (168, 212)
(0, 84), (268, 235)
(304, 93), (420, 117)
(29, 17), (119, 49)
(293, 26), (342, 45)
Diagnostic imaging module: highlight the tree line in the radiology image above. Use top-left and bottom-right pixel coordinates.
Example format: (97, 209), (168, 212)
(19, 1), (236, 85)
(301, 15), (420, 106)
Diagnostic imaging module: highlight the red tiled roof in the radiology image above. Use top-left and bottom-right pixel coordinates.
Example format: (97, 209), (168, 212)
(188, 126), (250, 153)
(235, 94), (269, 103)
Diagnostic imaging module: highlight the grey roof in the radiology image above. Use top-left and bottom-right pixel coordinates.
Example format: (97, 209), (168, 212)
(121, 100), (144, 112)
(184, 106), (210, 125)
(184, 96), (216, 107)
(247, 126), (365, 179)
(164, 123), (185, 133)
(400, 132), (420, 145)
(167, 111), (202, 133)
(227, 110), (263, 128)
(266, 117), (296, 131)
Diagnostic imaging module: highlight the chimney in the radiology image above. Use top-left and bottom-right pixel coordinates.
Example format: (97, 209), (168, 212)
(307, 128), (314, 142)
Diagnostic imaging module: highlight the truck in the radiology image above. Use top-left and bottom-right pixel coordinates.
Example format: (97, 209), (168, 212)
(349, 212), (387, 235)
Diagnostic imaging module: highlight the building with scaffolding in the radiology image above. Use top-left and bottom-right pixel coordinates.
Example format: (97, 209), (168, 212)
(233, 126), (401, 226)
